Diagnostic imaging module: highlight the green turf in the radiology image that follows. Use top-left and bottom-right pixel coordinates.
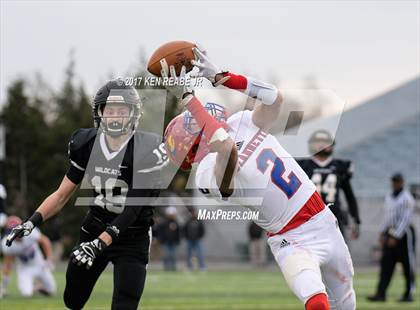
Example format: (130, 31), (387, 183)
(0, 269), (418, 309)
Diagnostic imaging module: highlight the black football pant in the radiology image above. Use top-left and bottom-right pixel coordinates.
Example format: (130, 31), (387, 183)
(376, 226), (416, 298)
(64, 213), (150, 310)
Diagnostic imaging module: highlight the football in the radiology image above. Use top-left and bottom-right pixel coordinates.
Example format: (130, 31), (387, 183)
(147, 40), (196, 77)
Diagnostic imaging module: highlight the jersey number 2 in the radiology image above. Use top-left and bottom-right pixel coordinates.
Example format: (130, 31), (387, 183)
(256, 148), (301, 199)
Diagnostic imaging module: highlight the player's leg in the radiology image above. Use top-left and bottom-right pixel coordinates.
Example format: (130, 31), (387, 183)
(16, 267), (35, 297)
(321, 223), (356, 310)
(268, 235), (328, 308)
(196, 240), (206, 270)
(374, 239), (398, 299)
(36, 264), (57, 296)
(399, 228), (416, 300)
(109, 226), (151, 309)
(167, 243), (176, 270)
(111, 256), (147, 310)
(63, 253), (109, 309)
(186, 239), (194, 269)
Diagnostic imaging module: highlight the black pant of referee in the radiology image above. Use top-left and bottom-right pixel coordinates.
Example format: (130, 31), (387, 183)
(374, 226), (416, 302)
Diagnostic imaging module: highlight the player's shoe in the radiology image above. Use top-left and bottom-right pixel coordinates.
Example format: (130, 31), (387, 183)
(398, 295), (413, 302)
(366, 294), (386, 302)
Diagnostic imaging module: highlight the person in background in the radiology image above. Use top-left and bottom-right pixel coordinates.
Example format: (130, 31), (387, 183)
(157, 207), (180, 271)
(0, 216), (56, 298)
(183, 208), (206, 271)
(0, 182), (7, 232)
(298, 130), (361, 241)
(368, 173), (416, 302)
(47, 217), (64, 264)
(248, 221), (266, 266)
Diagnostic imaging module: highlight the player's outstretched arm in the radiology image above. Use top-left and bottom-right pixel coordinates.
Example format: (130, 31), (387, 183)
(192, 47), (283, 131)
(160, 60), (238, 196)
(210, 138), (238, 197)
(182, 94), (238, 197)
(215, 72), (283, 131)
(34, 176), (78, 221)
(5, 176), (77, 246)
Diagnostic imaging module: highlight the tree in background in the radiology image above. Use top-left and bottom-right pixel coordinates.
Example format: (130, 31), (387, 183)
(0, 53), (91, 253)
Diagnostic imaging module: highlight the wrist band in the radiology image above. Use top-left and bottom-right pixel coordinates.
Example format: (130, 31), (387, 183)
(105, 225), (120, 241)
(28, 212), (43, 227)
(220, 72), (278, 106)
(221, 72), (247, 89)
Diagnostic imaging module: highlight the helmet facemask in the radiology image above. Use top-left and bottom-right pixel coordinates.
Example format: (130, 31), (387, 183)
(164, 102), (228, 171)
(92, 85), (142, 137)
(183, 102), (227, 135)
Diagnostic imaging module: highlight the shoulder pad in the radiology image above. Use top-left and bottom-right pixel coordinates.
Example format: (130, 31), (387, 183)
(296, 158), (309, 165)
(134, 131), (163, 150)
(68, 128), (97, 170)
(69, 128), (97, 152)
(334, 159), (353, 176)
(134, 131), (168, 172)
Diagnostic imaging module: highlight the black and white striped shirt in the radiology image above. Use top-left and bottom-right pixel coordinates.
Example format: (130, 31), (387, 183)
(382, 189), (415, 239)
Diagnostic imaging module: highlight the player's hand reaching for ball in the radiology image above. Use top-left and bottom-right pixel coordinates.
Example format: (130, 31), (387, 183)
(71, 238), (106, 269)
(191, 47), (230, 86)
(160, 59), (194, 100)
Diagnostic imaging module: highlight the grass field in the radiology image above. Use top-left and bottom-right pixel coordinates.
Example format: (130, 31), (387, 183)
(0, 268), (418, 309)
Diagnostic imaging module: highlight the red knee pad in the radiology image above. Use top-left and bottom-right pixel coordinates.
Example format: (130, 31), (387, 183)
(305, 293), (330, 310)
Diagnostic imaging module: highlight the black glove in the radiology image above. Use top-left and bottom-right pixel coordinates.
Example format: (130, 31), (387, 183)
(71, 238), (107, 269)
(5, 221), (35, 247)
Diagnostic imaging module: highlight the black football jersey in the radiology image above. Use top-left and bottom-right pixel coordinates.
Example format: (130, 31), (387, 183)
(298, 158), (360, 224)
(66, 128), (168, 229)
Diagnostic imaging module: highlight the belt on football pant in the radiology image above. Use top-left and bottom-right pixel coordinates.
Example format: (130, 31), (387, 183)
(267, 191), (325, 237)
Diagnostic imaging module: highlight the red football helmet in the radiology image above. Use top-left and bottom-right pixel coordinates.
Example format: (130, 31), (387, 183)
(164, 102), (228, 171)
(5, 215), (22, 231)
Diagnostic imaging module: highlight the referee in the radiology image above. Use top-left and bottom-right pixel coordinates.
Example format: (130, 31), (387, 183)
(368, 173), (416, 302)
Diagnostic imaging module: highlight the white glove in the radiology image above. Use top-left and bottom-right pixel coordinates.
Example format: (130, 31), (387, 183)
(191, 47), (230, 86)
(160, 59), (193, 100)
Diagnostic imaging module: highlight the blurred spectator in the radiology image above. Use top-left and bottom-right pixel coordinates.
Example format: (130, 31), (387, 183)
(0, 182), (7, 231)
(157, 207), (180, 271)
(368, 173), (416, 303)
(150, 213), (164, 261)
(183, 208), (206, 271)
(248, 221), (266, 266)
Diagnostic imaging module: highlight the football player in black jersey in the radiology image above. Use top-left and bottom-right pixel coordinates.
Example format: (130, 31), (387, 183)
(5, 79), (168, 309)
(298, 129), (361, 240)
